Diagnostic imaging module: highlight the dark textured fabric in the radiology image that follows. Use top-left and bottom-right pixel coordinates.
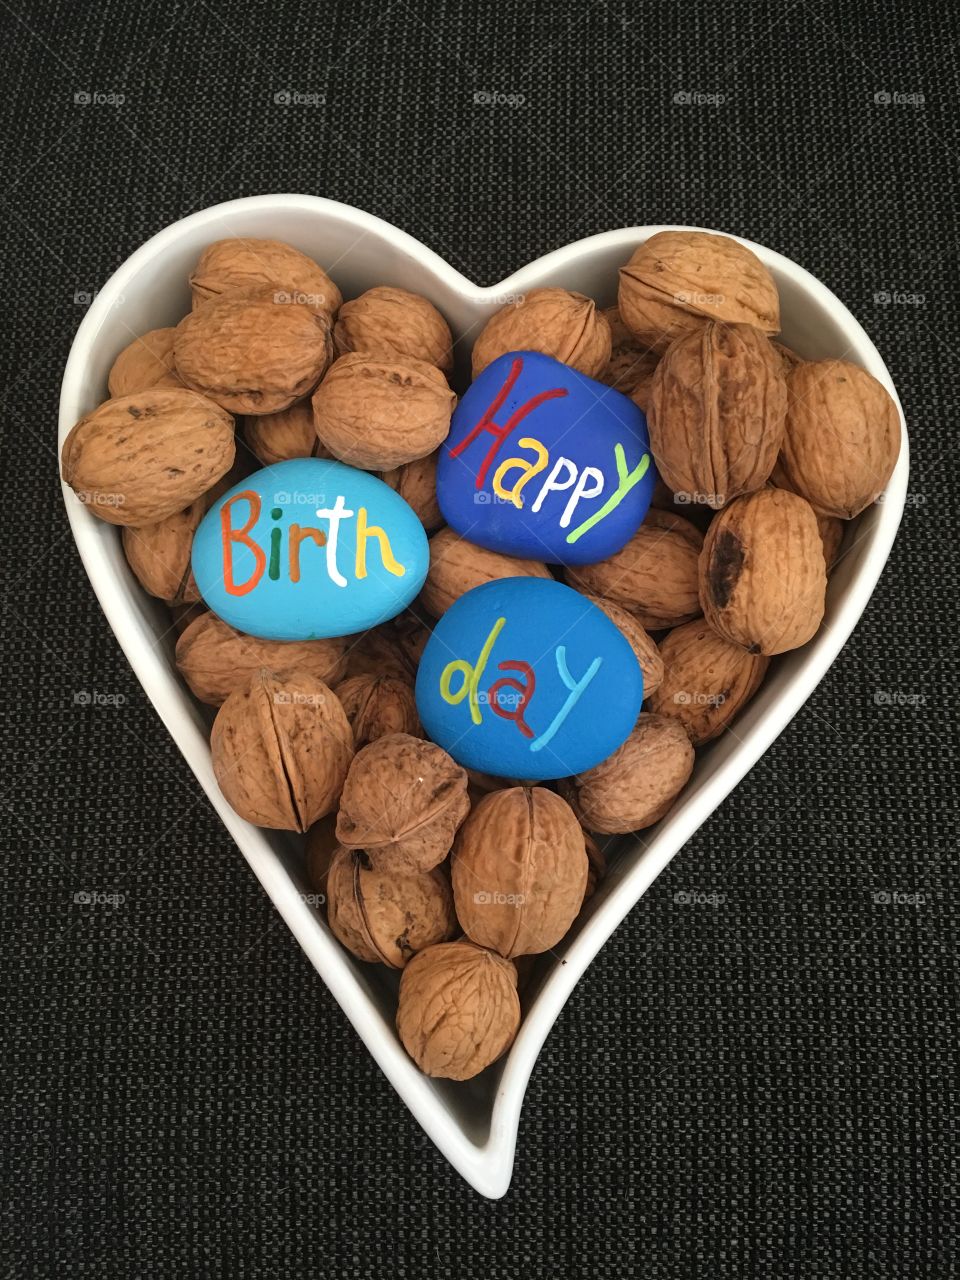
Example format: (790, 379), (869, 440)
(1, 0), (957, 1274)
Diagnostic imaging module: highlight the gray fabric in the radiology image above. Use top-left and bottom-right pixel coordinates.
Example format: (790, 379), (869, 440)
(1, 0), (957, 1274)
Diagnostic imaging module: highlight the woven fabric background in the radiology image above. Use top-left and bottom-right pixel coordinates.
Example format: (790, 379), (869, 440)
(2, 1), (958, 1275)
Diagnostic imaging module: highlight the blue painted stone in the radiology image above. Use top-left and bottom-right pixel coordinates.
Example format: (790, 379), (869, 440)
(415, 577), (643, 779)
(436, 349), (656, 566)
(192, 458), (428, 641)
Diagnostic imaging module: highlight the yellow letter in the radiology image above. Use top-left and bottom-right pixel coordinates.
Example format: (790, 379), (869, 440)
(492, 437), (549, 509)
(440, 617), (505, 725)
(355, 506), (405, 579)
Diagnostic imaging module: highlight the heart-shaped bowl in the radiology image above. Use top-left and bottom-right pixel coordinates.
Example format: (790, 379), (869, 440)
(59, 195), (908, 1198)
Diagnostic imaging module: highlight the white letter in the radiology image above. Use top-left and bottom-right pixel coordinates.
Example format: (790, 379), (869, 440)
(531, 456), (579, 514)
(559, 465), (604, 528)
(315, 496), (354, 587)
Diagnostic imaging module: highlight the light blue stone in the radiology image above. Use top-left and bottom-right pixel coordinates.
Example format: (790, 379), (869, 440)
(192, 458), (428, 641)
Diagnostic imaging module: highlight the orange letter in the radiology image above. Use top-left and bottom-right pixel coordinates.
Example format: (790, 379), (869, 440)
(288, 525), (327, 584)
(220, 490), (266, 596)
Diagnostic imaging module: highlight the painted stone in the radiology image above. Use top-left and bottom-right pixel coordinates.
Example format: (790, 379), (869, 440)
(436, 349), (656, 566)
(415, 577), (643, 779)
(192, 458), (428, 641)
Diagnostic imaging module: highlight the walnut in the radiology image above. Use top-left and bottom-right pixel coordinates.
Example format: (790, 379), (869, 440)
(421, 528), (551, 616)
(174, 287), (333, 415)
(334, 674), (421, 747)
(396, 940), (520, 1080)
(471, 288), (611, 379)
(649, 321), (787, 508)
(122, 497), (205, 602)
(379, 451), (444, 532)
(241, 399), (331, 466)
(108, 327), (182, 397)
(326, 846), (456, 967)
(778, 359), (901, 518)
(452, 787), (587, 958)
(699, 488), (826, 654)
(341, 613), (430, 683)
(334, 286), (453, 372)
(211, 670), (354, 831)
(565, 512), (703, 630)
(312, 352), (455, 470)
(647, 620), (769, 744)
(176, 612), (347, 705)
(335, 733), (470, 873)
(618, 230), (780, 353)
(599, 305), (660, 398)
(304, 814), (339, 898)
(559, 713), (695, 834)
(189, 237), (342, 319)
(61, 388), (235, 527)
(581, 593), (664, 698)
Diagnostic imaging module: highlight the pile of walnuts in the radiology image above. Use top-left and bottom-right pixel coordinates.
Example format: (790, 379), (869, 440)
(61, 231), (901, 1081)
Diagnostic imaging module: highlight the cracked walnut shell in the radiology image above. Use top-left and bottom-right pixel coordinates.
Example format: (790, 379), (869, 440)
(618, 230), (780, 353)
(174, 287), (334, 415)
(452, 788), (588, 959)
(471, 288), (611, 379)
(326, 846), (456, 968)
(61, 388), (235, 527)
(334, 286), (453, 372)
(312, 352), (455, 470)
(396, 940), (521, 1080)
(335, 733), (470, 873)
(699, 487), (826, 655)
(211, 669), (353, 831)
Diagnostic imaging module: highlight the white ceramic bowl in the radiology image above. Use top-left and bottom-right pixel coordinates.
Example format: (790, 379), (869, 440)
(59, 196), (908, 1198)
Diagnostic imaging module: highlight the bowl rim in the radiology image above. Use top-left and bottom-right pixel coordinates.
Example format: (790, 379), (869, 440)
(59, 195), (909, 1198)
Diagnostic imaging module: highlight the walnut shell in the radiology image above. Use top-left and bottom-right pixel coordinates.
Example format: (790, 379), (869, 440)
(121, 497), (205, 602)
(471, 288), (611, 379)
(169, 601), (207, 635)
(581, 594), (664, 698)
(583, 831), (606, 900)
(649, 322), (787, 508)
(334, 286), (453, 372)
(189, 237), (342, 319)
(211, 670), (354, 832)
(305, 814), (339, 898)
(565, 514), (703, 630)
(108, 327), (182, 397)
(817, 513), (845, 571)
(61, 388), (235, 527)
(559, 713), (695, 834)
(334, 674), (421, 747)
(336, 733), (470, 872)
(618, 231), (780, 353)
(699, 488), (826, 655)
(326, 846), (456, 968)
(647, 620), (769, 744)
(772, 340), (805, 373)
(379, 451), (444, 531)
(778, 359), (901, 518)
(452, 788), (587, 959)
(312, 352), (455, 470)
(396, 940), (520, 1080)
(421, 528), (551, 616)
(174, 287), (333, 415)
(241, 400), (331, 466)
(176, 611), (347, 705)
(600, 305), (660, 398)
